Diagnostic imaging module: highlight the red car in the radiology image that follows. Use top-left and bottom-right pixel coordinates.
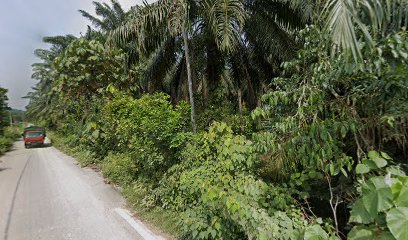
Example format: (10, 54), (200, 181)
(23, 126), (46, 148)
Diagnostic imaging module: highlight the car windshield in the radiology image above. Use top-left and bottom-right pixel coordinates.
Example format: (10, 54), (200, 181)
(25, 131), (43, 138)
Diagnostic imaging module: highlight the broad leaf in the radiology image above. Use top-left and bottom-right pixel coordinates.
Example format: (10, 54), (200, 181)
(386, 207), (408, 240)
(303, 224), (329, 240)
(348, 226), (374, 240)
(356, 163), (370, 174)
(348, 226), (395, 240)
(394, 177), (408, 207)
(362, 177), (394, 217)
(368, 151), (387, 168)
(349, 198), (373, 224)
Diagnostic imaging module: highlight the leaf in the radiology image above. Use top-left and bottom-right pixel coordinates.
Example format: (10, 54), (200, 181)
(349, 198), (374, 224)
(303, 224), (329, 240)
(386, 207), (408, 240)
(368, 151), (380, 160)
(356, 164), (370, 174)
(341, 167), (348, 177)
(348, 226), (374, 240)
(377, 231), (396, 240)
(373, 157), (388, 169)
(387, 167), (406, 177)
(368, 151), (387, 168)
(340, 125), (347, 137)
(394, 177), (408, 207)
(362, 177), (394, 217)
(381, 152), (392, 160)
(348, 226), (394, 240)
(362, 158), (378, 170)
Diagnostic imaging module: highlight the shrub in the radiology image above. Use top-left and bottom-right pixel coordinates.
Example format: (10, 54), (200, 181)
(158, 122), (333, 239)
(101, 93), (189, 181)
(102, 152), (138, 186)
(348, 151), (407, 240)
(0, 137), (12, 155)
(4, 125), (22, 139)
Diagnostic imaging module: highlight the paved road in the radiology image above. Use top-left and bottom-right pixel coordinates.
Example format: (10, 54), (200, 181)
(0, 141), (157, 240)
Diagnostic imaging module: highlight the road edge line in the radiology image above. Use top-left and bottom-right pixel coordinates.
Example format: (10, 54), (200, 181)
(114, 208), (162, 240)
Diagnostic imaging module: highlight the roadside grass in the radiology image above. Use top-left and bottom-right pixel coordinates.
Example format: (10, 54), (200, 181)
(48, 132), (180, 239)
(123, 184), (180, 240)
(0, 124), (24, 155)
(48, 132), (97, 167)
(0, 137), (12, 155)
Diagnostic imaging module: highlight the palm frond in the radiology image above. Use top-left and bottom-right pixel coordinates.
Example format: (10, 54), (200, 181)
(323, 0), (408, 62)
(79, 9), (105, 29)
(202, 0), (246, 53)
(108, 1), (170, 52)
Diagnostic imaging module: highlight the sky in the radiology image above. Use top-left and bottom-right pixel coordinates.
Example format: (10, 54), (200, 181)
(0, 0), (146, 110)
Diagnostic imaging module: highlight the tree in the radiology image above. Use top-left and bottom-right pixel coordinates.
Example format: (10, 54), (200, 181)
(26, 35), (77, 123)
(109, 0), (311, 131)
(0, 87), (9, 135)
(79, 0), (127, 32)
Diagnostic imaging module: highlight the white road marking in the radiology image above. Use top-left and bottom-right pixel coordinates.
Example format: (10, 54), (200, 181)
(114, 208), (162, 240)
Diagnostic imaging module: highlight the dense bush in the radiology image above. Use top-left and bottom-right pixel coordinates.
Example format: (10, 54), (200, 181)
(0, 137), (12, 155)
(348, 151), (407, 239)
(100, 92), (189, 181)
(158, 122), (335, 239)
(0, 126), (22, 155)
(4, 125), (22, 139)
(250, 26), (408, 238)
(102, 152), (138, 186)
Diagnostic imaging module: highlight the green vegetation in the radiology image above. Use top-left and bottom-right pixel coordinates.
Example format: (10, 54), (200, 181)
(0, 86), (9, 136)
(349, 151), (408, 239)
(0, 137), (12, 155)
(26, 0), (408, 239)
(0, 86), (21, 155)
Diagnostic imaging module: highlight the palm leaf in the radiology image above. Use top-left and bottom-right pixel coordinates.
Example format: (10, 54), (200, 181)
(201, 0), (246, 53)
(323, 0), (408, 62)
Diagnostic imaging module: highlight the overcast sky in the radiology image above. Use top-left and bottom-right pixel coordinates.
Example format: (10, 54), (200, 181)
(0, 0), (147, 110)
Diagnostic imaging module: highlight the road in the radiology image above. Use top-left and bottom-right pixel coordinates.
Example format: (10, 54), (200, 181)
(0, 140), (160, 240)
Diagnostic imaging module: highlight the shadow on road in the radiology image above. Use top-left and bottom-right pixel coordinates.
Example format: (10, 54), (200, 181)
(42, 143), (53, 148)
(26, 143), (52, 149)
(0, 167), (10, 172)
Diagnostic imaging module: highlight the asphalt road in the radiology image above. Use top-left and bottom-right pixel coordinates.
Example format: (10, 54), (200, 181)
(0, 140), (159, 240)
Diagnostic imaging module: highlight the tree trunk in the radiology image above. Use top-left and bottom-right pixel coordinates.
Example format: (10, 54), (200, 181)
(206, 38), (221, 104)
(182, 21), (197, 133)
(240, 53), (257, 109)
(238, 88), (243, 133)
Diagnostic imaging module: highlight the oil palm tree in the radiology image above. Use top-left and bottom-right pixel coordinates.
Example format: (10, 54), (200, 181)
(109, 0), (247, 132)
(79, 0), (127, 32)
(109, 0), (313, 131)
(323, 0), (408, 62)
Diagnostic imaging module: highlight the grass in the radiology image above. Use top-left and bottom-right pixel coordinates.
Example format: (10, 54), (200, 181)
(48, 132), (98, 166)
(123, 183), (180, 239)
(0, 124), (23, 155)
(0, 137), (13, 155)
(48, 131), (180, 239)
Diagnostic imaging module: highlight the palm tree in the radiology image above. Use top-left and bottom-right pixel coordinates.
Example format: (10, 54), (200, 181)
(323, 0), (408, 62)
(109, 0), (313, 131)
(110, 0), (247, 132)
(79, 0), (127, 32)
(26, 35), (76, 123)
